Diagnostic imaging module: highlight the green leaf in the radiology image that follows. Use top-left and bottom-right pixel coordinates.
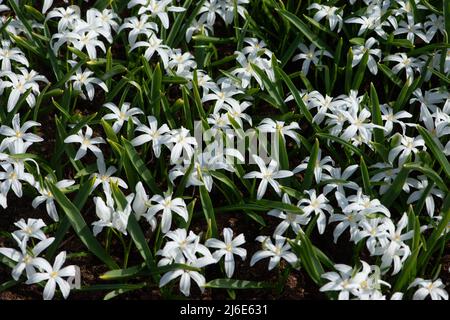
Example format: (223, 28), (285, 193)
(403, 163), (448, 192)
(278, 132), (290, 170)
(277, 9), (330, 52)
(370, 83), (384, 144)
(78, 283), (146, 292)
(101, 119), (119, 144)
(352, 50), (369, 90)
(345, 47), (353, 93)
(121, 137), (162, 194)
(378, 63), (403, 87)
(301, 139), (319, 190)
(199, 186), (218, 238)
(444, 1), (450, 43)
(417, 203), (450, 272)
(417, 126), (450, 179)
(360, 157), (373, 197)
(46, 178), (95, 259)
(251, 63), (287, 112)
(204, 279), (271, 289)
(46, 182), (119, 269)
(289, 232), (324, 285)
(316, 133), (366, 159)
(110, 184), (158, 281)
(103, 285), (146, 300)
(277, 67), (314, 126)
(151, 63), (162, 118)
(251, 199), (304, 214)
(0, 255), (15, 269)
(380, 165), (410, 207)
(0, 280), (20, 293)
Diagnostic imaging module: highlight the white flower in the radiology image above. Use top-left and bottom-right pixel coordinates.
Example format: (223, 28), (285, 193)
(0, 40), (29, 71)
(241, 38), (272, 59)
(0, 163), (35, 199)
(0, 0), (9, 12)
(292, 43), (332, 75)
(71, 30), (106, 60)
(46, 6), (81, 32)
(340, 107), (382, 144)
(147, 191), (188, 234)
(135, 0), (186, 29)
(0, 70), (47, 112)
(32, 179), (75, 222)
(197, 0), (222, 26)
(86, 8), (120, 43)
(158, 228), (205, 263)
(298, 189), (333, 234)
(406, 176), (445, 217)
(322, 165), (359, 196)
(244, 155), (293, 200)
(159, 255), (212, 297)
(329, 192), (363, 243)
(381, 104), (412, 135)
(201, 82), (244, 114)
(205, 228), (247, 278)
(320, 263), (358, 300)
(26, 251), (77, 300)
(0, 235), (55, 280)
(132, 181), (157, 230)
(268, 193), (309, 236)
(344, 188), (391, 218)
(69, 68), (108, 101)
(13, 218), (47, 243)
(409, 278), (448, 300)
(345, 12), (390, 39)
(384, 52), (422, 83)
(119, 14), (158, 46)
(185, 17), (213, 43)
(130, 34), (171, 68)
(91, 158), (128, 192)
(168, 49), (197, 75)
(293, 149), (334, 183)
(354, 218), (389, 255)
(0, 113), (43, 149)
(64, 125), (105, 161)
(351, 37), (381, 75)
(258, 118), (300, 145)
(223, 99), (252, 127)
(308, 4), (343, 32)
(394, 15), (428, 44)
(376, 213), (413, 275)
(131, 116), (170, 157)
(167, 127), (197, 164)
(102, 102), (143, 133)
(388, 134), (425, 165)
(92, 193), (133, 236)
(250, 235), (297, 270)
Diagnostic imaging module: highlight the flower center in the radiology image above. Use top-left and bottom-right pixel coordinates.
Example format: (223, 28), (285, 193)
(311, 199), (320, 209)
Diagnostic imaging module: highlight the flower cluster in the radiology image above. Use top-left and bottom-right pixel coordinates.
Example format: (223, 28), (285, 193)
(0, 0), (448, 300)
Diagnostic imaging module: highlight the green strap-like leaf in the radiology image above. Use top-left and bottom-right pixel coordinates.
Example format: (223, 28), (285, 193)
(199, 186), (218, 238)
(277, 8), (330, 53)
(417, 126), (450, 179)
(121, 137), (162, 194)
(204, 279), (272, 289)
(47, 182), (119, 270)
